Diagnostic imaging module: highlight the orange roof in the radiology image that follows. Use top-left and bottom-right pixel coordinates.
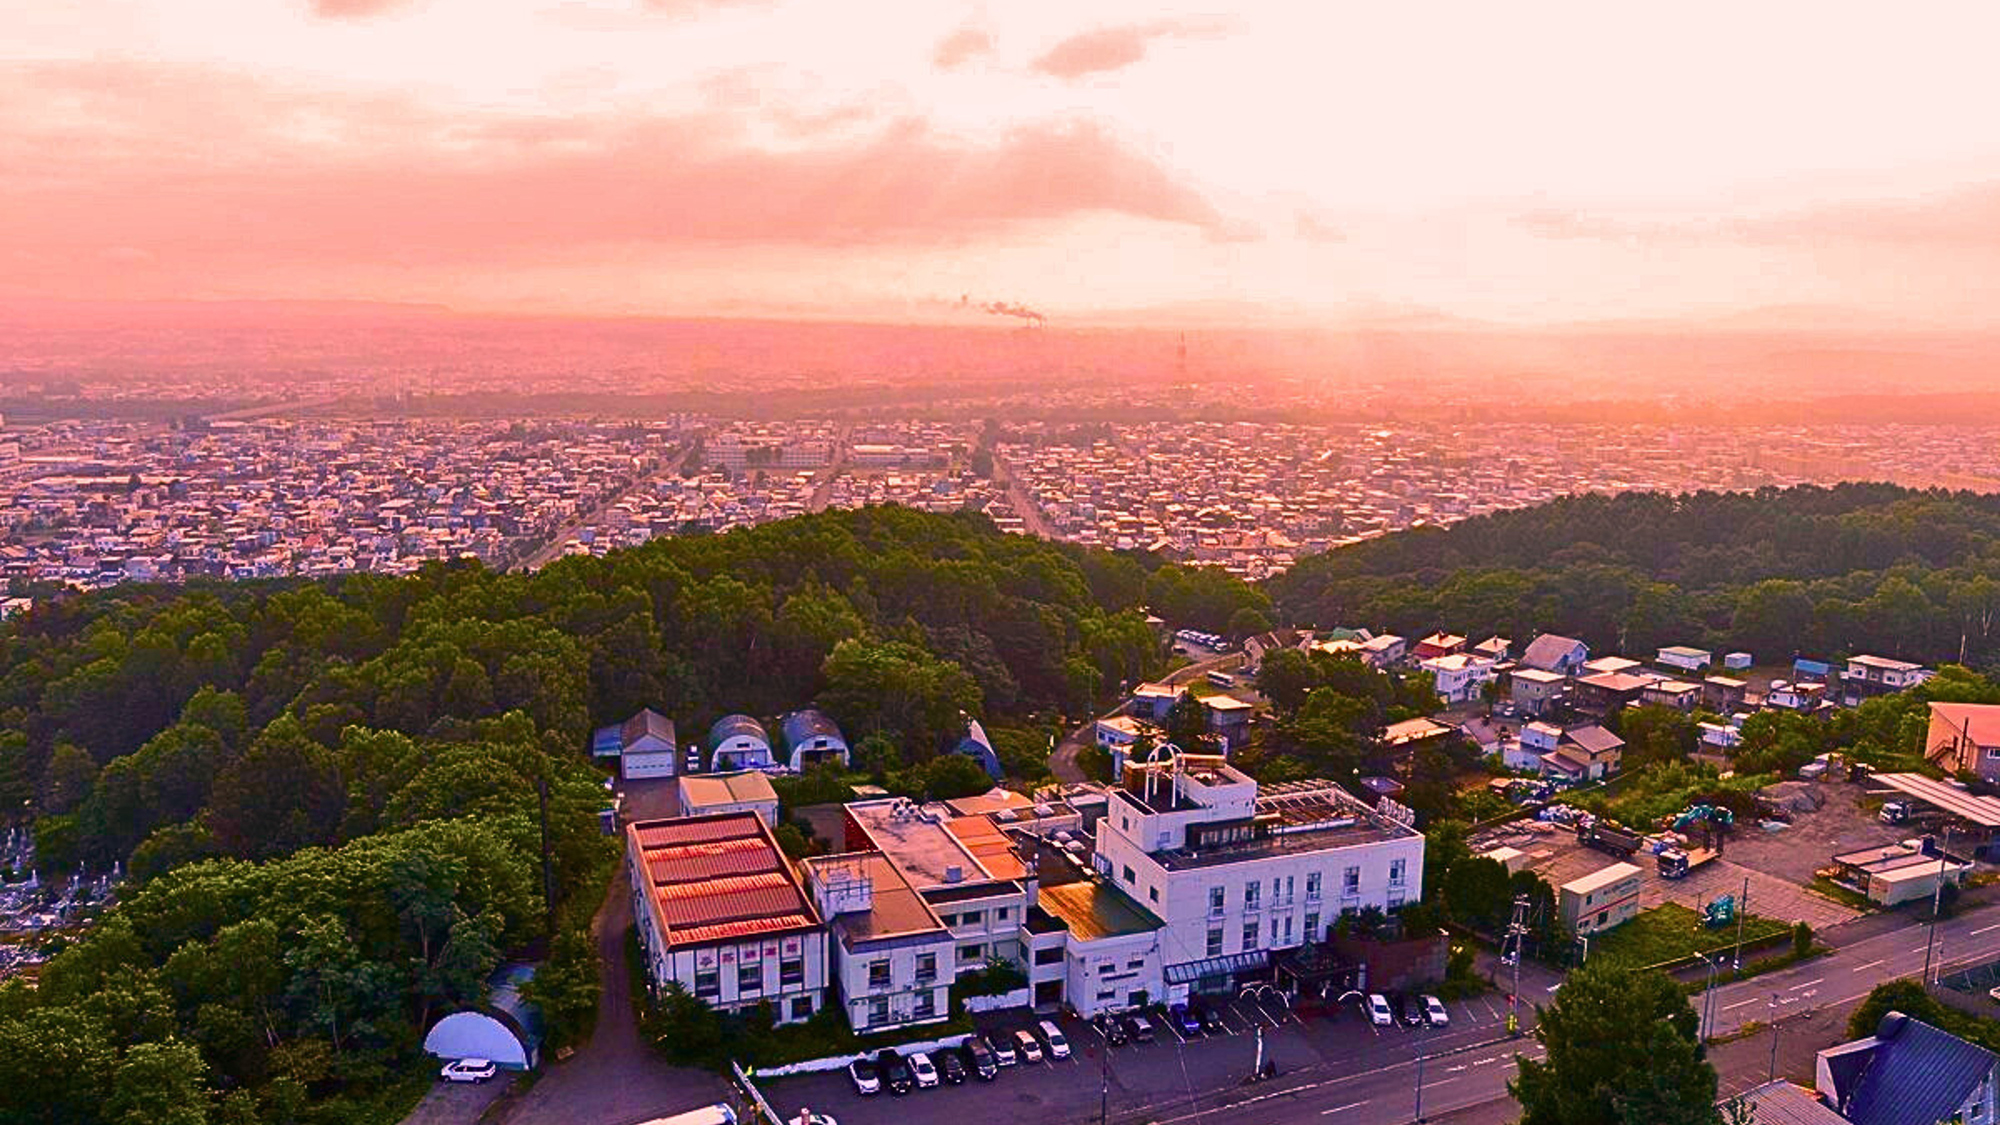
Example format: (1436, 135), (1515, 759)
(944, 815), (1026, 880)
(627, 812), (819, 948)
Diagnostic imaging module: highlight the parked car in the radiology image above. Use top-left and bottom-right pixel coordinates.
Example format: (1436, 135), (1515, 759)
(938, 1049), (967, 1085)
(988, 1033), (1019, 1067)
(1367, 993), (1394, 1027)
(1124, 1012), (1157, 1042)
(1170, 1003), (1202, 1036)
(1196, 1004), (1226, 1033)
(1422, 995), (1449, 1028)
(1014, 1029), (1045, 1063)
(1094, 1013), (1129, 1045)
(909, 1052), (940, 1089)
(877, 1049), (914, 1096)
(439, 1058), (497, 1084)
(1037, 1020), (1072, 1060)
(848, 1057), (881, 1096)
(963, 1036), (1000, 1080)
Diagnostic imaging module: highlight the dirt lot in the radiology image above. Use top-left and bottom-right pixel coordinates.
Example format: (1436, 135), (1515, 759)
(1473, 778), (1911, 934)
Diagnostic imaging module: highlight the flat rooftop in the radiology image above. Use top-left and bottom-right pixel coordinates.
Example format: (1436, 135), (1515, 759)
(628, 813), (818, 948)
(1562, 861), (1642, 896)
(802, 851), (944, 946)
(1036, 879), (1164, 942)
(1137, 781), (1420, 871)
(847, 798), (996, 889)
(1873, 773), (2000, 829)
(678, 770), (778, 807)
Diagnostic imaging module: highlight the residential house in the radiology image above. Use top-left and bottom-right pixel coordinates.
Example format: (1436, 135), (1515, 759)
(707, 714), (774, 772)
(1925, 701), (2000, 786)
(1766, 680), (1832, 714)
(677, 771), (781, 827)
(1093, 760), (1425, 1002)
(1528, 722), (1624, 781)
(1841, 656), (1933, 705)
(1421, 652), (1497, 706)
(1413, 632), (1467, 661)
(1358, 633), (1408, 669)
(1582, 655), (1644, 677)
(1703, 675), (1748, 713)
(1201, 695), (1255, 750)
(1571, 672), (1650, 717)
(1817, 1011), (2000, 1125)
(1384, 717), (1452, 757)
(1656, 645), (1713, 673)
(1697, 721), (1741, 751)
(1509, 668), (1567, 716)
(781, 709), (850, 771)
(600, 708), (680, 780)
(1130, 681), (1188, 722)
(1559, 862), (1642, 935)
(1470, 636), (1511, 662)
(1242, 629), (1306, 672)
(1732, 1080), (1846, 1124)
(1641, 679), (1702, 712)
(626, 813), (830, 1024)
(1519, 634), (1590, 677)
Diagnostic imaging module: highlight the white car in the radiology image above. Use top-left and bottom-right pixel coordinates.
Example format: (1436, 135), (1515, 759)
(909, 1052), (940, 1089)
(1367, 994), (1394, 1027)
(440, 1058), (497, 1084)
(1014, 1029), (1045, 1063)
(1037, 1019), (1072, 1060)
(1423, 995), (1449, 1027)
(848, 1058), (881, 1095)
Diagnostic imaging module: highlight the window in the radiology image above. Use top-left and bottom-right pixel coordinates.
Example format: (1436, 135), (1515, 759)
(1389, 859), (1407, 887)
(1209, 886), (1226, 917)
(790, 996), (814, 1021)
(1127, 958), (1145, 970)
(738, 964), (762, 993)
(780, 958), (804, 987)
(1282, 875), (1295, 903)
(1343, 866), (1361, 894)
(1244, 882), (1261, 910)
(694, 969), (720, 997)
(915, 989), (936, 1018)
(1207, 927), (1224, 956)
(957, 943), (985, 965)
(1035, 947), (1065, 966)
(1122, 865), (1136, 885)
(1306, 872), (1322, 901)
(869, 997), (889, 1027)
(1097, 988), (1119, 1002)
(938, 913), (957, 926)
(1280, 915), (1293, 944)
(1242, 921), (1259, 949)
(961, 910), (984, 926)
(915, 953), (937, 984)
(996, 907), (1010, 921)
(868, 960), (891, 989)
(1149, 886), (1160, 904)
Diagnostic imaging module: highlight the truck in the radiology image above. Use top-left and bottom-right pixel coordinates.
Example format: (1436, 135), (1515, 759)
(1657, 845), (1718, 879)
(1576, 817), (1645, 857)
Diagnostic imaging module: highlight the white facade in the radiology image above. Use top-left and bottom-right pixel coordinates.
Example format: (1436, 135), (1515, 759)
(1421, 654), (1496, 705)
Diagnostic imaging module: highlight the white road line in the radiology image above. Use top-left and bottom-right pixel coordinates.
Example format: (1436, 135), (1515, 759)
(1971, 924), (2000, 936)
(1320, 1102), (1368, 1116)
(1423, 1076), (1460, 1089)
(1912, 946), (1933, 955)
(1472, 1057), (1499, 1066)
(1722, 998), (1760, 1011)
(1851, 959), (1884, 972)
(1788, 978), (1824, 991)
(1446, 1065), (1468, 1073)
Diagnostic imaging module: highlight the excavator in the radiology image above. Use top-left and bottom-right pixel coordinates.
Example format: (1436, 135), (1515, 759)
(1658, 804), (1736, 880)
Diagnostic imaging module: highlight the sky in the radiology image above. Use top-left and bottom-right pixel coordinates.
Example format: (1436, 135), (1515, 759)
(8, 1), (2000, 327)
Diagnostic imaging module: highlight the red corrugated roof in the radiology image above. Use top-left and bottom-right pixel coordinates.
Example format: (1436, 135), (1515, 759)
(648, 846), (779, 884)
(629, 813), (819, 946)
(635, 818), (761, 848)
(676, 915), (814, 946)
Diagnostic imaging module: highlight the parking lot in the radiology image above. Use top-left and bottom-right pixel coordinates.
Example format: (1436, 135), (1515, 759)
(758, 982), (1539, 1125)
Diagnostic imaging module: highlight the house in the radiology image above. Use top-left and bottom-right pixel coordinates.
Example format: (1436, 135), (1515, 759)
(1841, 655), (1933, 705)
(1470, 636), (1511, 662)
(423, 963), (545, 1071)
(1817, 1011), (2000, 1125)
(781, 709), (850, 771)
(1794, 657), (1834, 683)
(707, 714), (774, 772)
(1571, 672), (1650, 716)
(1094, 759), (1425, 1002)
(1201, 695), (1255, 750)
(1413, 632), (1467, 661)
(1731, 1080), (1846, 1125)
(604, 708), (680, 780)
(1421, 652), (1497, 706)
(1559, 724), (1624, 778)
(1509, 668), (1567, 716)
(1130, 681), (1188, 722)
(1581, 655), (1643, 677)
(1242, 629), (1306, 671)
(954, 718), (1004, 781)
(1641, 679), (1702, 712)
(1519, 634), (1590, 677)
(1703, 675), (1748, 713)
(1384, 717), (1452, 755)
(1559, 862), (1642, 935)
(677, 771), (781, 827)
(1925, 701), (2000, 785)
(1697, 721), (1741, 751)
(800, 851), (956, 1033)
(1358, 633), (1408, 669)
(1656, 646), (1713, 673)
(1766, 680), (1832, 714)
(1531, 723), (1624, 781)
(626, 812), (830, 1024)
(1723, 652), (1755, 671)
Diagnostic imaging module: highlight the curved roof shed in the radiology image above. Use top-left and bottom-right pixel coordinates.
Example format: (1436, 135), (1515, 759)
(423, 963), (546, 1071)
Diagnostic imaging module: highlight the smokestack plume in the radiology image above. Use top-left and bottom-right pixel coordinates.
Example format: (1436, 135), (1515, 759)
(960, 294), (1045, 326)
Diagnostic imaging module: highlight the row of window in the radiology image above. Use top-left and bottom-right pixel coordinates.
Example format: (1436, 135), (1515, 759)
(937, 906), (1012, 927)
(862, 944), (995, 991)
(693, 959), (807, 997)
(1206, 911), (1324, 957)
(863, 989), (938, 1027)
(1205, 862), (1407, 917)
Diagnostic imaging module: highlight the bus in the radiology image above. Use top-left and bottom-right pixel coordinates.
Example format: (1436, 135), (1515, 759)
(1205, 670), (1236, 689)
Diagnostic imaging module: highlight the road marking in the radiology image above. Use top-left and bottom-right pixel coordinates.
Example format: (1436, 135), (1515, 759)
(1446, 1064), (1468, 1073)
(1851, 959), (1884, 972)
(1473, 1057), (1499, 1066)
(1788, 978), (1824, 991)
(1422, 1076), (1460, 1089)
(1722, 998), (1760, 1011)
(1319, 1103), (1368, 1116)
(1972, 924), (2000, 936)
(1912, 946), (1933, 955)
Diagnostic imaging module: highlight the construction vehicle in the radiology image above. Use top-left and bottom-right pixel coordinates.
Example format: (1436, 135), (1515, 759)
(1576, 816), (1645, 857)
(1658, 845), (1719, 879)
(1880, 800), (1913, 825)
(1703, 894), (1736, 928)
(1671, 804), (1735, 854)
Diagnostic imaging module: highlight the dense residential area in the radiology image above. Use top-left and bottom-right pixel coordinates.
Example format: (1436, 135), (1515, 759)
(13, 489), (2000, 1125)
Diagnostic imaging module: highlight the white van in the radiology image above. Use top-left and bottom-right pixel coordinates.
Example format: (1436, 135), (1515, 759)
(1037, 1019), (1071, 1060)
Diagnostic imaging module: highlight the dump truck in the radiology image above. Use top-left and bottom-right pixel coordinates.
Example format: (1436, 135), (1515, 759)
(1657, 845), (1718, 879)
(1576, 817), (1645, 857)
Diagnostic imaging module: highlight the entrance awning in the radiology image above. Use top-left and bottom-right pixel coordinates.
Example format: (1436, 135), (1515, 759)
(1165, 950), (1269, 985)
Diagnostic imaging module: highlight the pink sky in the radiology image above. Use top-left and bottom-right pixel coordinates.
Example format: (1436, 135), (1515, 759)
(8, 1), (2000, 327)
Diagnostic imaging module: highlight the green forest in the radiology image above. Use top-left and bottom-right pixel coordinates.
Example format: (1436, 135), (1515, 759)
(1268, 483), (2000, 668)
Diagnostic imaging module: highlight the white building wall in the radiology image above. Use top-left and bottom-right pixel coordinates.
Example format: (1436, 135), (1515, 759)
(829, 932), (956, 1031)
(1065, 930), (1165, 1015)
(628, 851), (830, 1024)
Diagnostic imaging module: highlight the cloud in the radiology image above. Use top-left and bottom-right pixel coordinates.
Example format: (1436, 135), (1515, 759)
(308, 0), (413, 18)
(933, 26), (995, 70)
(1294, 211), (1343, 244)
(0, 60), (1231, 288)
(1517, 184), (2000, 250)
(1031, 18), (1231, 80)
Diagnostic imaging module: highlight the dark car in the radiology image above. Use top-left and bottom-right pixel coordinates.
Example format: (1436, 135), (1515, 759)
(1170, 1003), (1202, 1036)
(877, 1048), (914, 1095)
(1196, 1004), (1226, 1033)
(938, 1049), (967, 1084)
(1392, 993), (1423, 1027)
(1093, 1013), (1128, 1046)
(962, 1037), (1000, 1081)
(1123, 1012), (1157, 1043)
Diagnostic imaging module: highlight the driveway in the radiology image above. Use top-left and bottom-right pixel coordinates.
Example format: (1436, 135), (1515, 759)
(489, 862), (731, 1125)
(402, 1075), (512, 1125)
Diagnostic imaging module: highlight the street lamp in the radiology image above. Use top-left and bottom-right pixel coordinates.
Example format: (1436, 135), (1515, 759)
(1691, 952), (1720, 1040)
(1923, 825), (1956, 985)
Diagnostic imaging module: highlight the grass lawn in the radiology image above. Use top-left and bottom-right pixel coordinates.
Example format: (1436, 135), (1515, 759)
(1590, 903), (1791, 969)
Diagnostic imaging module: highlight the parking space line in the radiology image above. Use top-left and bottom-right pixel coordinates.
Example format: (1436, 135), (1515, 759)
(1320, 1102), (1369, 1116)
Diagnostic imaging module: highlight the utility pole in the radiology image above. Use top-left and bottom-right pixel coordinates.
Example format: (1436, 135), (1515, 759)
(1732, 876), (1749, 973)
(537, 774), (557, 940)
(1505, 895), (1529, 1037)
(1098, 1031), (1109, 1125)
(1413, 1020), (1429, 1124)
(1767, 992), (1782, 1081)
(1923, 826), (1955, 985)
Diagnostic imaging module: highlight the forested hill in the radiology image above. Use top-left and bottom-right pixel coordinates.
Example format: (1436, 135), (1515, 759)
(1266, 483), (2000, 667)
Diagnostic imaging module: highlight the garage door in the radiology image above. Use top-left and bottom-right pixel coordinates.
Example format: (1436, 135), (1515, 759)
(623, 751), (678, 779)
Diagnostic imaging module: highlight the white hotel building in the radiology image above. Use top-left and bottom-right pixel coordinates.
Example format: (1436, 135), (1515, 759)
(1092, 758), (1426, 1001)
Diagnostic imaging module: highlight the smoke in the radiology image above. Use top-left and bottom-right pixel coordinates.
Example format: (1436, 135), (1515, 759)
(960, 293), (1046, 326)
